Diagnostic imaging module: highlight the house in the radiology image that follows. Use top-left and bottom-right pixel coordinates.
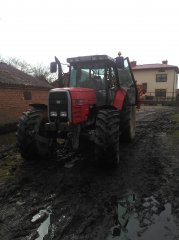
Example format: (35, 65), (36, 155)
(131, 60), (179, 103)
(0, 62), (52, 132)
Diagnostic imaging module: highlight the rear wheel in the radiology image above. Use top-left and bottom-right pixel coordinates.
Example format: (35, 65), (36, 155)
(120, 97), (136, 142)
(16, 108), (56, 161)
(95, 109), (120, 166)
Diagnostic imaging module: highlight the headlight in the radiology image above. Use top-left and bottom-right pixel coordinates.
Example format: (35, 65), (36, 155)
(50, 111), (58, 117)
(60, 111), (67, 117)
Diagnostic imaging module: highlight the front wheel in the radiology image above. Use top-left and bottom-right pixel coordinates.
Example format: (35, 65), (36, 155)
(95, 109), (120, 166)
(16, 108), (56, 161)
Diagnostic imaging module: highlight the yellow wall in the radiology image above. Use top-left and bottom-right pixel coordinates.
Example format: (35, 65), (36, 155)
(133, 69), (178, 97)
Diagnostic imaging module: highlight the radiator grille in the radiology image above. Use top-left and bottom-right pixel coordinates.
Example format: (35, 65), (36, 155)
(48, 91), (69, 122)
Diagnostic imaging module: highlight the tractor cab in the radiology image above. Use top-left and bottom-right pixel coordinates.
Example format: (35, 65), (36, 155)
(67, 55), (137, 106)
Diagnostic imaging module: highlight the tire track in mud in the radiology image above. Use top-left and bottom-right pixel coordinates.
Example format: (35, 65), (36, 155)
(0, 107), (179, 239)
(40, 108), (179, 239)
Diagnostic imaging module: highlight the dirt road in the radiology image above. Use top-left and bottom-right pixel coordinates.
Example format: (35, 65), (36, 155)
(0, 106), (179, 240)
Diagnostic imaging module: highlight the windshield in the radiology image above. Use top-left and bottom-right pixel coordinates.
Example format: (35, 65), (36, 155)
(69, 66), (105, 90)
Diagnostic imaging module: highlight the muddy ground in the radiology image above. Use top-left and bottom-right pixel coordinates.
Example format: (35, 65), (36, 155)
(0, 106), (179, 240)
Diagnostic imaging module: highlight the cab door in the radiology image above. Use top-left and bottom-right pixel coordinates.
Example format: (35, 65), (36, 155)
(118, 57), (137, 105)
(107, 66), (119, 105)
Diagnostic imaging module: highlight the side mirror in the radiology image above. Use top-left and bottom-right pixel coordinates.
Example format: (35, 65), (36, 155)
(50, 62), (57, 73)
(51, 56), (64, 87)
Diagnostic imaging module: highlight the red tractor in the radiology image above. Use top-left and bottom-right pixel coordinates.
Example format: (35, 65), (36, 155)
(16, 55), (139, 166)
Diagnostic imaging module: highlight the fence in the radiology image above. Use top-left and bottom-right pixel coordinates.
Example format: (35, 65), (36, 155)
(142, 92), (179, 106)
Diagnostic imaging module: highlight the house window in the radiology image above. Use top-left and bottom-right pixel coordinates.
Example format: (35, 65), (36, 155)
(23, 91), (32, 100)
(156, 74), (167, 82)
(155, 89), (166, 98)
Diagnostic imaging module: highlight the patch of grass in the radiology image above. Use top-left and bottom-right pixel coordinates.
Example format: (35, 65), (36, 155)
(0, 132), (16, 151)
(0, 151), (23, 183)
(169, 112), (179, 145)
(171, 130), (179, 142)
(174, 130), (179, 138)
(170, 113), (179, 123)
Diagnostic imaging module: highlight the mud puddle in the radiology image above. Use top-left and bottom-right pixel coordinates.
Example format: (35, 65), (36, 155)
(31, 207), (52, 240)
(107, 193), (179, 239)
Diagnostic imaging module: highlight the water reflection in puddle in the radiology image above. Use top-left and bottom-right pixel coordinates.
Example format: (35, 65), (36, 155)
(107, 194), (179, 240)
(31, 208), (52, 240)
(141, 202), (178, 240)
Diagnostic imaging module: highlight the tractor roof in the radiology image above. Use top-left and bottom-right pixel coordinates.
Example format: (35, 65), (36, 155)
(67, 55), (115, 64)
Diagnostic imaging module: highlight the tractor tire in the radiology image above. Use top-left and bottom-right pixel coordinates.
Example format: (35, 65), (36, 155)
(120, 96), (136, 142)
(16, 108), (56, 161)
(95, 109), (120, 166)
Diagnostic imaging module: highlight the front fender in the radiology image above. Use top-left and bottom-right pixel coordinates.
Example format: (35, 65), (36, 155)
(29, 103), (47, 110)
(29, 103), (48, 121)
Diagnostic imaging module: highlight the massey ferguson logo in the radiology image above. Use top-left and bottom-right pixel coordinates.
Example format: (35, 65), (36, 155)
(56, 100), (62, 104)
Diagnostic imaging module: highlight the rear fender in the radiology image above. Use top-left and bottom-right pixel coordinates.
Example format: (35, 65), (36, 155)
(113, 88), (127, 111)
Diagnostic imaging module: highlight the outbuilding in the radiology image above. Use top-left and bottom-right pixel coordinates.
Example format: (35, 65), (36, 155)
(0, 62), (52, 132)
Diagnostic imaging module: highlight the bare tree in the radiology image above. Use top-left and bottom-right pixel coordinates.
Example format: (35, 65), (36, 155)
(31, 64), (56, 83)
(0, 55), (56, 83)
(7, 57), (33, 75)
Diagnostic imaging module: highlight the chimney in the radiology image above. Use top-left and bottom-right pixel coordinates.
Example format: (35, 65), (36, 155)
(130, 61), (137, 67)
(162, 60), (168, 64)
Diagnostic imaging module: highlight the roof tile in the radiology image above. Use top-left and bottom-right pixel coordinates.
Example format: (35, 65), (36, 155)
(0, 62), (52, 88)
(132, 63), (179, 73)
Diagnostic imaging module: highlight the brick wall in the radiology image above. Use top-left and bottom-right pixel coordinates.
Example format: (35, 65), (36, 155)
(0, 85), (50, 126)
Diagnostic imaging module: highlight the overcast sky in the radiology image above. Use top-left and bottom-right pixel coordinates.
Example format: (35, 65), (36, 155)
(1, 0), (179, 72)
